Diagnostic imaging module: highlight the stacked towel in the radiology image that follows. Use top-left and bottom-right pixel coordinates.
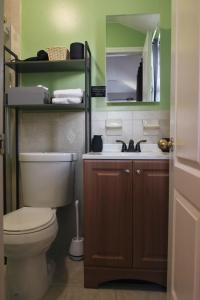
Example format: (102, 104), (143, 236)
(53, 88), (83, 98)
(52, 97), (82, 104)
(52, 88), (83, 104)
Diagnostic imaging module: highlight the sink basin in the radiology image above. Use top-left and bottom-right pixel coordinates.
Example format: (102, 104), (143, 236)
(99, 152), (160, 156)
(102, 143), (161, 153)
(83, 144), (170, 160)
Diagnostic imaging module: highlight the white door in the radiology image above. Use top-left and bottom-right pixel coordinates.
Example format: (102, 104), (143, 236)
(0, 0), (5, 299)
(168, 0), (200, 299)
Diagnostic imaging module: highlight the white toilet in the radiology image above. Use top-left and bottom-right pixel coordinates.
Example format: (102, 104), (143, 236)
(3, 152), (77, 300)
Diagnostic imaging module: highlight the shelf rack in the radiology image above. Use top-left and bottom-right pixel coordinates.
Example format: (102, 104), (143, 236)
(6, 59), (86, 73)
(4, 42), (92, 211)
(4, 42), (91, 149)
(6, 103), (86, 110)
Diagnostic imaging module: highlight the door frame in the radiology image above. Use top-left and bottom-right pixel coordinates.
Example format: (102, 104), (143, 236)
(0, 0), (5, 299)
(105, 47), (143, 103)
(167, 0), (176, 295)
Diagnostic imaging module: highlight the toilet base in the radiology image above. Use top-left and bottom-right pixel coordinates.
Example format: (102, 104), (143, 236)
(6, 253), (54, 300)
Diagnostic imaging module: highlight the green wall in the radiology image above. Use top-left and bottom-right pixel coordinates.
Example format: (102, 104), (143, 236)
(106, 23), (145, 48)
(21, 0), (171, 111)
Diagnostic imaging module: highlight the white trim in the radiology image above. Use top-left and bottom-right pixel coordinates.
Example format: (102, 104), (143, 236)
(106, 47), (143, 54)
(0, 0), (4, 299)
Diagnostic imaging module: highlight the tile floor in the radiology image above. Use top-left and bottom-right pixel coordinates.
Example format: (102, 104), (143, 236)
(42, 258), (167, 300)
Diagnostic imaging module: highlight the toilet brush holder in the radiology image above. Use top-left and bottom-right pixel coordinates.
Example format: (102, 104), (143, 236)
(69, 200), (84, 260)
(69, 237), (84, 260)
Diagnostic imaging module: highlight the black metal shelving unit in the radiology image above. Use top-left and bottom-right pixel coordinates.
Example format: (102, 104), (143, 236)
(4, 41), (92, 210)
(6, 59), (86, 73)
(6, 103), (86, 110)
(4, 41), (92, 151)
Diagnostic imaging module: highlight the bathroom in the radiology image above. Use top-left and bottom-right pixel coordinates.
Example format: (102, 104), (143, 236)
(1, 0), (200, 300)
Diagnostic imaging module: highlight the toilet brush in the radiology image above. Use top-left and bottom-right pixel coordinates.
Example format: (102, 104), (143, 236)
(69, 200), (84, 260)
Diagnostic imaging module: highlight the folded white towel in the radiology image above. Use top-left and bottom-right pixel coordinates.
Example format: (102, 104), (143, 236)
(52, 97), (82, 104)
(53, 88), (83, 98)
(67, 97), (82, 104)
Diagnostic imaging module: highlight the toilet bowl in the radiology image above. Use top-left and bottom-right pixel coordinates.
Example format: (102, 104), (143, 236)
(4, 207), (58, 300)
(4, 207), (58, 257)
(3, 152), (76, 300)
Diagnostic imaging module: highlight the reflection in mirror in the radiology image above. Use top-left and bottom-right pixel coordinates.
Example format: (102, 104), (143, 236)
(106, 14), (160, 103)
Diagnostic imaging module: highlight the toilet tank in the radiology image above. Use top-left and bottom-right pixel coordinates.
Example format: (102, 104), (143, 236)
(19, 152), (77, 208)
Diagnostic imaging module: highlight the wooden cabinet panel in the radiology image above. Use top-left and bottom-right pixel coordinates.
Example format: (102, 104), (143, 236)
(133, 160), (169, 271)
(84, 159), (169, 287)
(84, 160), (133, 268)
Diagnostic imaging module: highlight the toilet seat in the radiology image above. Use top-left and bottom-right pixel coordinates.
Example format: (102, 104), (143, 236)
(4, 207), (57, 235)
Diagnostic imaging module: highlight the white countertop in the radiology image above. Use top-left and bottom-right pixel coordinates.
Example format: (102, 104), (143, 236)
(82, 144), (170, 160)
(82, 152), (170, 160)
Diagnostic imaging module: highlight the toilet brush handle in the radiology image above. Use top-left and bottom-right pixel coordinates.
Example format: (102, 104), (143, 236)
(75, 200), (80, 240)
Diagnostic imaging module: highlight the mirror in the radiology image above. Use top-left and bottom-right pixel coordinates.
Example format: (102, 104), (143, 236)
(106, 14), (160, 102)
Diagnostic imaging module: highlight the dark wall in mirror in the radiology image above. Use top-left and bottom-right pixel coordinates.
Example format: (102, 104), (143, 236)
(106, 14), (160, 103)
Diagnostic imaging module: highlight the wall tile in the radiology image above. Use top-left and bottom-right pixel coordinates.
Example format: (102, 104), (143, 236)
(143, 128), (160, 136)
(92, 120), (106, 136)
(159, 120), (170, 137)
(122, 120), (133, 141)
(133, 111), (169, 120)
(107, 111), (132, 120)
(106, 128), (123, 136)
(103, 135), (121, 144)
(92, 112), (107, 121)
(92, 111), (170, 145)
(132, 120), (144, 140)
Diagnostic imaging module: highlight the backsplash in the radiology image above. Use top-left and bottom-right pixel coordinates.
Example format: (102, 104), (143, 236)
(19, 111), (85, 153)
(92, 111), (170, 144)
(19, 110), (169, 151)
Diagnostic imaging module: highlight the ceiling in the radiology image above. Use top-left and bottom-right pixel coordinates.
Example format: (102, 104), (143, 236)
(107, 14), (160, 33)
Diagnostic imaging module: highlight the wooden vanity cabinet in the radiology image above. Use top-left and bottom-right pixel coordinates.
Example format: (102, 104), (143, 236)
(84, 159), (169, 288)
(84, 160), (133, 268)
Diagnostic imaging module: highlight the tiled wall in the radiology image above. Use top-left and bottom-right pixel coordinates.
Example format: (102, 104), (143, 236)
(19, 110), (170, 151)
(92, 111), (170, 144)
(19, 111), (85, 153)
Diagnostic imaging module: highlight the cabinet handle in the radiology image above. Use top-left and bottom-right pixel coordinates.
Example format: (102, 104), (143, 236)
(124, 169), (130, 173)
(136, 169), (141, 175)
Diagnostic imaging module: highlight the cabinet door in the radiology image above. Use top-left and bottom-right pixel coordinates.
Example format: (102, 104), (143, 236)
(133, 160), (169, 271)
(84, 160), (132, 268)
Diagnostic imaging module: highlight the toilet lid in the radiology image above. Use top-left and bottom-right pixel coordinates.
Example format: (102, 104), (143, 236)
(3, 207), (56, 234)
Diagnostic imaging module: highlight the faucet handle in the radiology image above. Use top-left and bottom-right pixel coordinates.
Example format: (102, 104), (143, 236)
(127, 139), (135, 152)
(116, 140), (127, 152)
(135, 139), (147, 152)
